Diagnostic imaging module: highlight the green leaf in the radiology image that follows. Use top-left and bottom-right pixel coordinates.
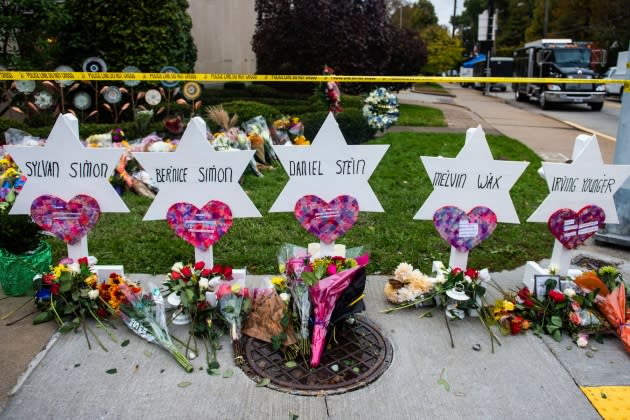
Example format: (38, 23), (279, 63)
(209, 361), (220, 370)
(223, 369), (234, 378)
(301, 272), (318, 286)
(550, 316), (563, 327)
(352, 367), (360, 374)
(121, 339), (130, 347)
(256, 377), (271, 387)
(33, 311), (52, 324)
(437, 378), (450, 392)
(58, 323), (76, 333)
(143, 350), (152, 358)
(106, 368), (117, 374)
(290, 414), (299, 420)
(552, 329), (561, 342)
(284, 360), (297, 368)
(59, 280), (72, 293)
(207, 368), (220, 376)
(74, 363), (81, 368)
(177, 381), (192, 388)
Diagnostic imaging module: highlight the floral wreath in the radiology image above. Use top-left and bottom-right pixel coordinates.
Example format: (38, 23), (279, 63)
(362, 87), (399, 131)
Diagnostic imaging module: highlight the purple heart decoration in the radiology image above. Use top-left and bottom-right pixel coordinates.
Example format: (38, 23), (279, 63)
(433, 206), (498, 252)
(547, 205), (605, 250)
(294, 195), (359, 244)
(166, 201), (232, 250)
(30, 194), (101, 244)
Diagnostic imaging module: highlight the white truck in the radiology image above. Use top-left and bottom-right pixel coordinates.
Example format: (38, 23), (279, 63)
(604, 51), (627, 100)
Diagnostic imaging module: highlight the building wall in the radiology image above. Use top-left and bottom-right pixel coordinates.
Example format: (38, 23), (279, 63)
(188, 0), (257, 75)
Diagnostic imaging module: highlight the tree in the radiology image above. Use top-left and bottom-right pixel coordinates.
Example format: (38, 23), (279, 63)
(390, 0), (438, 30)
(252, 0), (427, 92)
(57, 0), (197, 72)
(420, 24), (464, 74)
(0, 0), (68, 69)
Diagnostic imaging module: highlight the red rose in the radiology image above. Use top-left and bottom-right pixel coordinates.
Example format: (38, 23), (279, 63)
(517, 287), (531, 300)
(200, 268), (212, 278)
(240, 287), (250, 299)
(523, 298), (534, 308)
(465, 268), (478, 280)
(548, 290), (565, 304)
(211, 264), (223, 274)
(50, 283), (60, 296)
(194, 261), (205, 270)
(223, 266), (233, 280)
(181, 266), (192, 278)
(171, 271), (182, 280)
(510, 316), (523, 335)
(451, 267), (463, 276)
(43, 274), (55, 285)
(196, 301), (208, 311)
(78, 257), (89, 267)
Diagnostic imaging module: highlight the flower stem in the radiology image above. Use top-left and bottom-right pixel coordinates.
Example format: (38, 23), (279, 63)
(382, 295), (436, 313)
(81, 314), (92, 351)
(1, 297), (35, 321)
(86, 323), (108, 352)
(86, 305), (118, 343)
(443, 309), (455, 348)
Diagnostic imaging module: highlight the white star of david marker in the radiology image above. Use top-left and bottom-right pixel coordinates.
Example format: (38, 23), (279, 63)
(414, 125), (529, 223)
(269, 113), (389, 212)
(133, 116), (261, 221)
(7, 113), (129, 214)
(528, 135), (630, 224)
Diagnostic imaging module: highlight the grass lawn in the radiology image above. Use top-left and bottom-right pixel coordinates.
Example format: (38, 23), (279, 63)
(49, 131), (552, 276)
(397, 103), (445, 127)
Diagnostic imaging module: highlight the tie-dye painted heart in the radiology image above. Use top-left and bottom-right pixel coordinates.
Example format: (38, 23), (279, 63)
(433, 206), (497, 252)
(30, 194), (101, 244)
(167, 201), (232, 250)
(294, 195), (359, 244)
(547, 205), (605, 250)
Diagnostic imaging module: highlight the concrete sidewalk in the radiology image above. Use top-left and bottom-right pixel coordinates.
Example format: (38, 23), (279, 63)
(2, 86), (630, 419)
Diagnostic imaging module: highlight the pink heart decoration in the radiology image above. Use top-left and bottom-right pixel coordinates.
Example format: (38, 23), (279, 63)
(166, 201), (232, 250)
(433, 206), (497, 252)
(547, 205), (605, 250)
(294, 195), (359, 244)
(30, 194), (101, 244)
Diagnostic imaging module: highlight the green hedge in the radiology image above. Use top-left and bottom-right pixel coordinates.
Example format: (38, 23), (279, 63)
(302, 109), (375, 145)
(219, 101), (282, 128)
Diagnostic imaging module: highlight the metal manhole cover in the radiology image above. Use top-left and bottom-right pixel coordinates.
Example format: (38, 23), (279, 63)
(572, 255), (619, 271)
(241, 315), (392, 395)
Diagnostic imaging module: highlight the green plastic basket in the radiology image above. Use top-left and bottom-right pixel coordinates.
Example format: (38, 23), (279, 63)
(0, 241), (52, 297)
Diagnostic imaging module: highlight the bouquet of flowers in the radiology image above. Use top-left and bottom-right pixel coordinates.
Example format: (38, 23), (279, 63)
(162, 261), (232, 372)
(362, 87), (399, 131)
(323, 65), (343, 113)
(216, 281), (251, 366)
(272, 116), (309, 145)
(33, 257), (134, 351)
(278, 244), (369, 366)
(0, 154), (26, 207)
(242, 115), (278, 163)
(118, 284), (194, 372)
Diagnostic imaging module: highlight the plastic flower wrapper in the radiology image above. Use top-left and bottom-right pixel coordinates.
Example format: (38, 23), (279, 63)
(117, 284), (193, 372)
(216, 282), (251, 366)
(286, 257), (312, 355)
(242, 115), (278, 163)
(309, 255), (369, 367)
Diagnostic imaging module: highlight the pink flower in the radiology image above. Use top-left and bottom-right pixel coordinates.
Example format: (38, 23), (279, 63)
(216, 283), (232, 300)
(327, 264), (337, 276)
(356, 254), (369, 266)
(569, 311), (582, 326)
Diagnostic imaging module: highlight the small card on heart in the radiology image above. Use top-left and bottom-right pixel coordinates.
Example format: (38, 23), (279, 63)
(547, 205), (605, 250)
(167, 201), (233, 250)
(433, 206), (497, 252)
(30, 194), (101, 244)
(294, 195), (359, 244)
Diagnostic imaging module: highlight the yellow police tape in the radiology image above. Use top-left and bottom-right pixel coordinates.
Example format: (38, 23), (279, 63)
(0, 71), (629, 85)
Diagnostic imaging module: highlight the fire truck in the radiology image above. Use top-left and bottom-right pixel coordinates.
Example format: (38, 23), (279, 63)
(512, 39), (607, 111)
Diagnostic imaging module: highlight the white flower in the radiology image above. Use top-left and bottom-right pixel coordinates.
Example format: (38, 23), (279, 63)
(171, 262), (184, 272)
(394, 262), (414, 282)
(433, 273), (446, 284)
(68, 262), (81, 273)
(199, 277), (209, 290)
(548, 263), (559, 275)
(464, 275), (472, 284)
(564, 288), (576, 298)
(477, 268), (491, 283)
(576, 334), (589, 348)
(279, 292), (290, 303)
(88, 289), (100, 300)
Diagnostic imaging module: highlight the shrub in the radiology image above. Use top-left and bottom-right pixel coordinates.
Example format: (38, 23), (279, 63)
(0, 207), (44, 255)
(302, 109), (375, 145)
(219, 101), (282, 128)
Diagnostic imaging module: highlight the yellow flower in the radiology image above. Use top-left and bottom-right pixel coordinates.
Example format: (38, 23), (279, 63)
(1, 167), (17, 179)
(53, 264), (69, 278)
(271, 276), (287, 289)
(293, 135), (310, 145)
(278, 263), (285, 274)
(502, 300), (515, 311)
(84, 274), (98, 287)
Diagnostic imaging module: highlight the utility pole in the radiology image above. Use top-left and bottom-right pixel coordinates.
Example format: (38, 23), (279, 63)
(484, 0), (495, 96)
(452, 0), (457, 37)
